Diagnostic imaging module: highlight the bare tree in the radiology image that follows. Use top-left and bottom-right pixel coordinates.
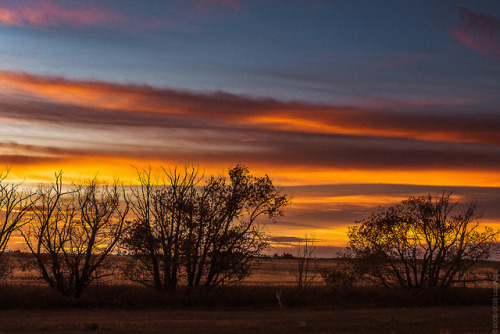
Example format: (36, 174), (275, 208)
(21, 173), (129, 297)
(296, 232), (317, 290)
(122, 166), (201, 291)
(0, 169), (33, 280)
(184, 165), (288, 288)
(346, 193), (498, 290)
(0, 169), (34, 255)
(122, 165), (290, 290)
(121, 167), (162, 289)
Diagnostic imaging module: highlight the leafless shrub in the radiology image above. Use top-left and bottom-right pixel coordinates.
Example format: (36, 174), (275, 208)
(296, 232), (318, 290)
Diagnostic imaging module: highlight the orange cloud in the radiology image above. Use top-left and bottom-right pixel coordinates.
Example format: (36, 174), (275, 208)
(244, 109), (500, 146)
(0, 71), (186, 115)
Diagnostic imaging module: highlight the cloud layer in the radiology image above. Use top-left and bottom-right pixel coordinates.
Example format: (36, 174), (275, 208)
(0, 71), (498, 175)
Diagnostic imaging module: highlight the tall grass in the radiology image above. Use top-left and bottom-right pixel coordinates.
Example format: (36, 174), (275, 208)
(1, 254), (495, 310)
(0, 283), (491, 310)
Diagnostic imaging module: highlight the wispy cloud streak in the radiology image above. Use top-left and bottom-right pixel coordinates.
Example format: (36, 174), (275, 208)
(0, 0), (124, 29)
(0, 0), (242, 31)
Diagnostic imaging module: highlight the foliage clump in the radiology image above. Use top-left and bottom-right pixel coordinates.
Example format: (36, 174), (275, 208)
(343, 193), (498, 290)
(121, 165), (289, 291)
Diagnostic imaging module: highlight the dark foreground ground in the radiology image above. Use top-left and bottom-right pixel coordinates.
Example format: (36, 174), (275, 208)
(0, 306), (491, 333)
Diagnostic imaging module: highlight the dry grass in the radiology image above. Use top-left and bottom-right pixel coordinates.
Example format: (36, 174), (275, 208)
(0, 254), (311, 287)
(0, 282), (492, 311)
(4, 252), (498, 288)
(2, 254), (339, 287)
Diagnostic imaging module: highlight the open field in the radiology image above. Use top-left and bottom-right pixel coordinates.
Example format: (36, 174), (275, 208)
(4, 252), (498, 287)
(2, 253), (333, 286)
(0, 306), (492, 333)
(0, 253), (497, 333)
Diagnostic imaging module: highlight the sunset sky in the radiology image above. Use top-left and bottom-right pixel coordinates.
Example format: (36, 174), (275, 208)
(1, 0), (499, 256)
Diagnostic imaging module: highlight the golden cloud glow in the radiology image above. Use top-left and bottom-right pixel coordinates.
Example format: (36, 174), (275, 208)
(267, 224), (351, 247)
(268, 168), (500, 188)
(6, 153), (499, 189)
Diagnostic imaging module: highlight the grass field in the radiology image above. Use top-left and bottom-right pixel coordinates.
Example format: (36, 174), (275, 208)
(5, 253), (497, 287)
(2, 253), (327, 286)
(0, 253), (497, 333)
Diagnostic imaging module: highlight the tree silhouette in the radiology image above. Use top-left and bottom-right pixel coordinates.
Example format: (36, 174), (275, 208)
(122, 165), (289, 290)
(0, 169), (33, 277)
(122, 166), (201, 290)
(346, 193), (498, 290)
(21, 173), (129, 297)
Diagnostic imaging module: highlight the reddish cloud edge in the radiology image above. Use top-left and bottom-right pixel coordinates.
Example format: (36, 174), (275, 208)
(451, 7), (500, 60)
(0, 0), (125, 28)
